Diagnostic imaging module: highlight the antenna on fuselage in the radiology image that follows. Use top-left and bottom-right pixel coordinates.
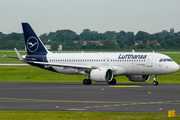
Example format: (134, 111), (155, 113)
(132, 50), (135, 53)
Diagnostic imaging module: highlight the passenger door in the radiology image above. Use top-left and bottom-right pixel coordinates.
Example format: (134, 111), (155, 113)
(147, 55), (154, 67)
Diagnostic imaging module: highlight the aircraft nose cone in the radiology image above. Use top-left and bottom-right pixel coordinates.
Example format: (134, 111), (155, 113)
(172, 63), (179, 72)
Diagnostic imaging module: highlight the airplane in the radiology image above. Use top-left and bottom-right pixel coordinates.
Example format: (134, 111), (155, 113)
(9, 23), (180, 85)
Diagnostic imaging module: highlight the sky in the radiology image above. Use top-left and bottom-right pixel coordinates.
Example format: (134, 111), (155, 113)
(0, 0), (180, 35)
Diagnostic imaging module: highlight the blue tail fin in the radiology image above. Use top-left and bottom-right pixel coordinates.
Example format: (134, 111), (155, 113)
(22, 23), (48, 55)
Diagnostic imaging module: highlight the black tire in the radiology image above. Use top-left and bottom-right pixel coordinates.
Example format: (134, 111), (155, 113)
(113, 79), (116, 84)
(83, 79), (92, 85)
(155, 81), (159, 85)
(153, 81), (159, 86)
(88, 79), (92, 85)
(83, 79), (88, 85)
(108, 79), (116, 85)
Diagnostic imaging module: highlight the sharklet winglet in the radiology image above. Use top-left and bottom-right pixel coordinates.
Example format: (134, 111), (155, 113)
(14, 48), (24, 62)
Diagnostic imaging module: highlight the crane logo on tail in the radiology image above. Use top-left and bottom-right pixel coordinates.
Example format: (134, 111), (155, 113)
(27, 36), (39, 52)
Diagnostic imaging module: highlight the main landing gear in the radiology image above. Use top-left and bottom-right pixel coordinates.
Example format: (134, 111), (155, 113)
(108, 79), (116, 85)
(83, 75), (92, 85)
(83, 79), (92, 85)
(83, 76), (117, 85)
(152, 75), (159, 86)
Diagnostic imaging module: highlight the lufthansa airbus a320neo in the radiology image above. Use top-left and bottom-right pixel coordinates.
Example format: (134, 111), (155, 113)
(12, 23), (179, 85)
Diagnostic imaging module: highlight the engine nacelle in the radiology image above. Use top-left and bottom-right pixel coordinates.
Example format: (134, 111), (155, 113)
(90, 68), (113, 82)
(127, 75), (150, 82)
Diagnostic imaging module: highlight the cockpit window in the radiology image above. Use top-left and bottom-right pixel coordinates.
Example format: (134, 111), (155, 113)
(159, 58), (172, 62)
(167, 59), (173, 61)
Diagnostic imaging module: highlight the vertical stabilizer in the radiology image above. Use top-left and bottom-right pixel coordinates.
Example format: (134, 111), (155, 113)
(22, 23), (48, 55)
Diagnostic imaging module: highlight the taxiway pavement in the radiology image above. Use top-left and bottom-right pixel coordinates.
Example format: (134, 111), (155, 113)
(0, 82), (179, 113)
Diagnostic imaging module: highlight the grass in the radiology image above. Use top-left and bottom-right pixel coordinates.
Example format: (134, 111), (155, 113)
(0, 51), (26, 63)
(0, 111), (179, 120)
(0, 66), (83, 82)
(0, 65), (180, 83)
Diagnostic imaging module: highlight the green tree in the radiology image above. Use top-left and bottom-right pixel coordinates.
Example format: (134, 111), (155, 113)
(104, 31), (117, 40)
(80, 29), (98, 40)
(116, 39), (124, 48)
(126, 36), (135, 46)
(0, 32), (3, 37)
(76, 40), (83, 47)
(172, 37), (180, 49)
(86, 41), (97, 49)
(164, 33), (173, 40)
(135, 31), (149, 44)
(94, 33), (106, 40)
(161, 39), (173, 49)
(102, 40), (118, 49)
(4, 40), (16, 49)
(126, 32), (134, 38)
(50, 41), (59, 51)
(40, 33), (48, 42)
(136, 43), (146, 49)
(119, 30), (126, 36)
(47, 30), (78, 45)
(152, 40), (158, 45)
(66, 40), (77, 49)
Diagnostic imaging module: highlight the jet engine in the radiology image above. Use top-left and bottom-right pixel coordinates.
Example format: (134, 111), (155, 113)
(90, 68), (113, 82)
(127, 75), (150, 82)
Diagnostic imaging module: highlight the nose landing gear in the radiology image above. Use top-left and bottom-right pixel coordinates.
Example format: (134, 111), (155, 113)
(152, 75), (158, 85)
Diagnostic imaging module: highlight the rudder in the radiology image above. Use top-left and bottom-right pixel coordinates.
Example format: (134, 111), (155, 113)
(22, 23), (48, 55)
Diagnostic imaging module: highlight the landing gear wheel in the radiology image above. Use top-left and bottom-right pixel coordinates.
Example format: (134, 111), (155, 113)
(152, 75), (158, 86)
(83, 79), (92, 85)
(108, 79), (116, 85)
(153, 81), (159, 86)
(88, 79), (92, 85)
(83, 79), (88, 85)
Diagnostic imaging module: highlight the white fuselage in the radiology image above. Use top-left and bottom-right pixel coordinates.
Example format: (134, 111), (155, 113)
(45, 52), (179, 76)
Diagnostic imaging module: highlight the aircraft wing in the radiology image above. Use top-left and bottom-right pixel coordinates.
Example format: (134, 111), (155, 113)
(27, 61), (96, 70)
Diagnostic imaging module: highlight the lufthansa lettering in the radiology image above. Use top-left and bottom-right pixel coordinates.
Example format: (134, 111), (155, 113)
(118, 54), (147, 59)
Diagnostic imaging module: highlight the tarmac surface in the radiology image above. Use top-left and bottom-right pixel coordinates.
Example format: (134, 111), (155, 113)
(0, 82), (179, 113)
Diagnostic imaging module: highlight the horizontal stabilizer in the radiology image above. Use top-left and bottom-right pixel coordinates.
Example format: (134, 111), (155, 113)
(1, 55), (19, 59)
